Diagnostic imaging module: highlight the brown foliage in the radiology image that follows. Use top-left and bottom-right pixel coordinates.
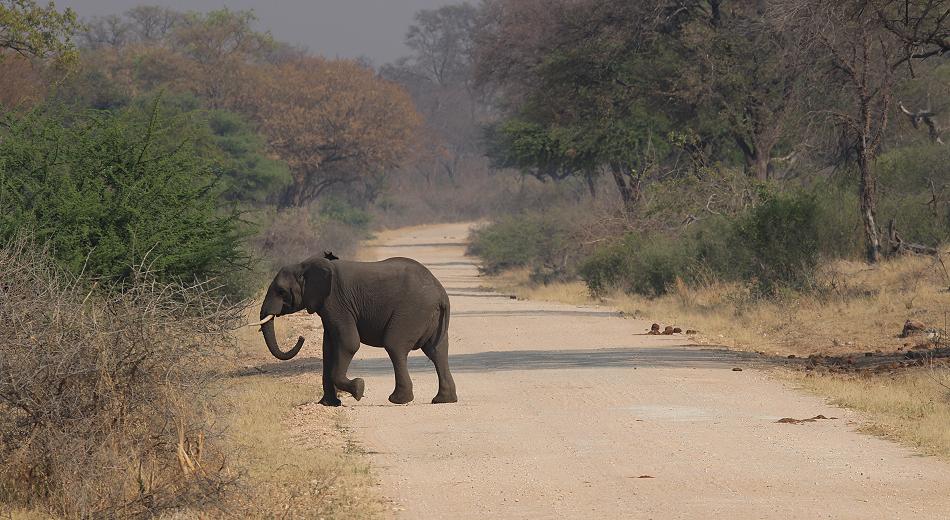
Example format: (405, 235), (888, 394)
(250, 205), (363, 272)
(0, 237), (244, 518)
(239, 57), (422, 207)
(0, 54), (46, 109)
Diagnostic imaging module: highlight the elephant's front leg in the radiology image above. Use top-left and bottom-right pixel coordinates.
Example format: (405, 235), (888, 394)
(318, 334), (341, 407)
(329, 324), (364, 401)
(386, 346), (413, 404)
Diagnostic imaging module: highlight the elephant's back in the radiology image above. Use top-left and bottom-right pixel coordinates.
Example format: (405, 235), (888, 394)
(380, 257), (446, 299)
(346, 257), (446, 303)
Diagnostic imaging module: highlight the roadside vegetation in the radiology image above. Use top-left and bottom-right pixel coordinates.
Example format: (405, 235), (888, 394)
(1, 2), (394, 517)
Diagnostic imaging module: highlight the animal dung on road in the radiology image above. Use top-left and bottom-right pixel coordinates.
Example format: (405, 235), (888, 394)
(648, 324), (686, 335)
(775, 415), (837, 424)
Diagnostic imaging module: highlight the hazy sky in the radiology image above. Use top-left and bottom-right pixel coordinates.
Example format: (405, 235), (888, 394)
(56, 0), (458, 65)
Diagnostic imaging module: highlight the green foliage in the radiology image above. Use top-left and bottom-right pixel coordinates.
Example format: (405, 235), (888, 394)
(0, 101), (247, 289)
(121, 93), (291, 205)
(812, 181), (863, 259)
(730, 193), (820, 292)
(0, 0), (80, 64)
(318, 197), (373, 230)
(577, 192), (822, 296)
(484, 118), (590, 180)
(876, 142), (950, 246)
(877, 142), (950, 190)
(467, 212), (576, 277)
(204, 109), (290, 203)
(580, 233), (696, 296)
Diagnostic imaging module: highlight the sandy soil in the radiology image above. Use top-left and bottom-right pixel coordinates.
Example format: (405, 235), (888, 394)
(273, 223), (950, 519)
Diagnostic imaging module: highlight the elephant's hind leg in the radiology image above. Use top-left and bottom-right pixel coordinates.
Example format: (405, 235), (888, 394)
(423, 338), (457, 404)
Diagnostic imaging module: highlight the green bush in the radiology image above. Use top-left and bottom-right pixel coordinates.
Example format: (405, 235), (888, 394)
(580, 234), (696, 296)
(730, 192), (820, 292)
(0, 102), (247, 290)
(319, 197), (373, 230)
(467, 212), (576, 277)
(129, 94), (291, 205)
(875, 143), (950, 246)
(811, 181), (863, 260)
(578, 192), (821, 296)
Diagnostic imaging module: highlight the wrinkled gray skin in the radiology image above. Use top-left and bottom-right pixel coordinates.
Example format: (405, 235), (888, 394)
(260, 255), (457, 406)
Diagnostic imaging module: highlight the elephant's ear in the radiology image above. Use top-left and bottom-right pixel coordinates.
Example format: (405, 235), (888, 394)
(302, 260), (333, 313)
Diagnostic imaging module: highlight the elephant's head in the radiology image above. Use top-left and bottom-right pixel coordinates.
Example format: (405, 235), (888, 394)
(257, 257), (334, 360)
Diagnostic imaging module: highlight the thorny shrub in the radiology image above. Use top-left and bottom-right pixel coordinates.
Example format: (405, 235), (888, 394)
(0, 237), (244, 518)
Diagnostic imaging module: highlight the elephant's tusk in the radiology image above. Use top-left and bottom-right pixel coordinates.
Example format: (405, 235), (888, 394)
(251, 314), (275, 327)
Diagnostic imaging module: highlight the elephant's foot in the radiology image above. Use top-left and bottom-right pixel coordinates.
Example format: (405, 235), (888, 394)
(349, 378), (365, 401)
(431, 390), (458, 404)
(318, 394), (342, 407)
(388, 389), (414, 405)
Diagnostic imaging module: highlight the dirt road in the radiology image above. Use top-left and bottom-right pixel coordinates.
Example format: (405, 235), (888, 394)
(291, 223), (950, 519)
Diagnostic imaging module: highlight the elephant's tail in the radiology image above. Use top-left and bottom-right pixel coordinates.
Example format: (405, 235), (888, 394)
(426, 298), (450, 351)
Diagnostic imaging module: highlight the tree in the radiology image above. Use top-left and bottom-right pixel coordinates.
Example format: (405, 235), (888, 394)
(0, 53), (44, 108)
(135, 93), (291, 204)
(241, 57), (422, 207)
(382, 2), (486, 183)
(79, 8), (273, 108)
(0, 0), (78, 63)
(870, 0), (950, 61)
(125, 5), (184, 43)
(405, 3), (478, 87)
(674, 1), (809, 180)
(778, 0), (904, 262)
(162, 9), (273, 107)
(476, 0), (676, 213)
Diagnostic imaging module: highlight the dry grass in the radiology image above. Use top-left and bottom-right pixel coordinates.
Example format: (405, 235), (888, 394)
(0, 238), (242, 519)
(0, 236), (383, 518)
(788, 368), (950, 459)
(219, 376), (384, 519)
(495, 252), (950, 357)
(217, 308), (385, 519)
(480, 267), (592, 305)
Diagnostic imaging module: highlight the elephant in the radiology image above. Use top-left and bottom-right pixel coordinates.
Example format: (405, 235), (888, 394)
(256, 254), (457, 406)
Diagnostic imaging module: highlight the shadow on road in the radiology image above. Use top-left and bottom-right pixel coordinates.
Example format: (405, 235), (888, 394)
(453, 309), (624, 318)
(236, 346), (765, 379)
(375, 242), (468, 248)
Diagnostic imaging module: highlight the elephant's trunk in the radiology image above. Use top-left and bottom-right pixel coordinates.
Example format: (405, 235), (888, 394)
(261, 318), (305, 360)
(260, 296), (304, 360)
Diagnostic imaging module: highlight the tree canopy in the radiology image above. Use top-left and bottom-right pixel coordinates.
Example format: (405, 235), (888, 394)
(0, 0), (79, 63)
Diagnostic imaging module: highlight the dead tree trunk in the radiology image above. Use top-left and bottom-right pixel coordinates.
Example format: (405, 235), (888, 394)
(858, 151), (882, 263)
(886, 219), (939, 256)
